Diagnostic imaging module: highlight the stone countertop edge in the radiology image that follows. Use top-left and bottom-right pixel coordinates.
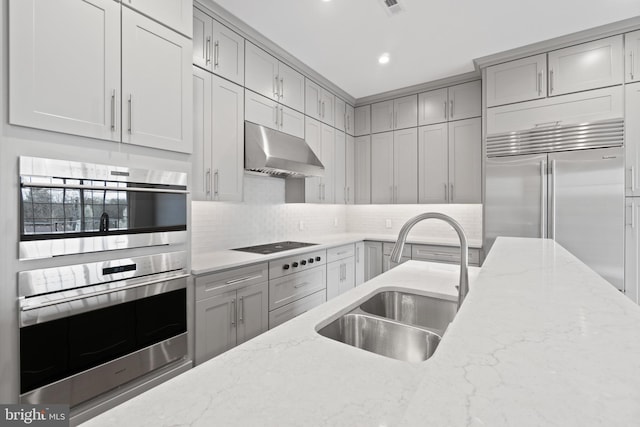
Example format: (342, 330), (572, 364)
(191, 232), (484, 276)
(81, 236), (640, 427)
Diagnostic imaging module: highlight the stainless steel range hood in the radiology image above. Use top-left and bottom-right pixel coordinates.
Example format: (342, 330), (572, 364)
(244, 121), (324, 178)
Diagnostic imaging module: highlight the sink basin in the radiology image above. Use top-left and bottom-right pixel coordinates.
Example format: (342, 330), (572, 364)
(359, 291), (456, 334)
(317, 313), (441, 362)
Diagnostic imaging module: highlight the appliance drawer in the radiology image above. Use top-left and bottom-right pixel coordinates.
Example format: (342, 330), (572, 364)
(268, 290), (326, 329)
(269, 266), (326, 310)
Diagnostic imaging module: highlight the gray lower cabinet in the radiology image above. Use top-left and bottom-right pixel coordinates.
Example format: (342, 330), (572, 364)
(364, 241), (383, 281)
(382, 242), (411, 272)
(268, 291), (326, 329)
(355, 242), (365, 286)
(326, 244), (356, 300)
(195, 263), (269, 365)
(412, 244), (481, 266)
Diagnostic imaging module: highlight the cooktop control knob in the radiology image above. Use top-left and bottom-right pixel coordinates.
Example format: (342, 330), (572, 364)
(301, 260), (307, 265)
(315, 256), (321, 262)
(283, 264), (290, 270)
(308, 258), (314, 263)
(292, 262), (299, 268)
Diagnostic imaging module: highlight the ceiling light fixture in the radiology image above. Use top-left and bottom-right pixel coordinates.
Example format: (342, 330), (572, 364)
(378, 53), (390, 64)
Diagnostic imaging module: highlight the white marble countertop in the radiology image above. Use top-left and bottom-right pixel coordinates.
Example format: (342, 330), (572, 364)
(83, 237), (640, 426)
(192, 232), (483, 275)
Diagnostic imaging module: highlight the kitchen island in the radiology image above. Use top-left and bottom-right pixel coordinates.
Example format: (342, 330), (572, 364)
(82, 237), (640, 426)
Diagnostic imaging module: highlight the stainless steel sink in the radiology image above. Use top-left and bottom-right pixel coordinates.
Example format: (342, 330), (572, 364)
(317, 313), (441, 363)
(359, 291), (456, 335)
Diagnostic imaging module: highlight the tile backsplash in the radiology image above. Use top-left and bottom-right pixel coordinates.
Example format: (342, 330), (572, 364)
(192, 173), (482, 252)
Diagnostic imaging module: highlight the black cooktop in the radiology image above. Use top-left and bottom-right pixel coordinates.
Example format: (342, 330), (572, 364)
(232, 241), (318, 255)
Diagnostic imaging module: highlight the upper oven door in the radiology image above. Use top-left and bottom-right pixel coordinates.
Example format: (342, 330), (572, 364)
(19, 156), (188, 259)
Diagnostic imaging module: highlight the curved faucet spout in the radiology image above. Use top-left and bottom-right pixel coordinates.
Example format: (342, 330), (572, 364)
(390, 212), (469, 310)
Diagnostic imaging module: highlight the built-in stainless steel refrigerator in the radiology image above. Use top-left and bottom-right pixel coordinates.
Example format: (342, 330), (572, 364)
(484, 119), (625, 291)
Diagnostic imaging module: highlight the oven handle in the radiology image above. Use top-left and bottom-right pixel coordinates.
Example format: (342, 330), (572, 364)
(21, 273), (190, 312)
(21, 182), (189, 194)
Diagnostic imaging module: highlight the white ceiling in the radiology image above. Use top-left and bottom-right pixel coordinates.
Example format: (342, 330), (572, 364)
(213, 0), (640, 99)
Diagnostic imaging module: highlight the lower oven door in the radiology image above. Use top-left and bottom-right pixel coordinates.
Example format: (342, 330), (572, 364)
(19, 275), (189, 406)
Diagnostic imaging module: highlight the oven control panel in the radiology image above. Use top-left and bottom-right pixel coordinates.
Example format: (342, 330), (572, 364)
(268, 249), (326, 279)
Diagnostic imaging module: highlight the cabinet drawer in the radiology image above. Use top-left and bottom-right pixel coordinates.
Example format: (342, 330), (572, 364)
(268, 290), (326, 329)
(382, 242), (411, 257)
(195, 263), (268, 301)
(327, 244), (355, 263)
(412, 245), (480, 266)
(269, 266), (326, 310)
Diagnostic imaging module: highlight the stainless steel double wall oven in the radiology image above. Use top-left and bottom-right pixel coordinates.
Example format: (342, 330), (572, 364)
(18, 157), (190, 408)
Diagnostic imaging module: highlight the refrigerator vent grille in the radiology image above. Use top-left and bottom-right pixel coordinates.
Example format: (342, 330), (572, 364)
(486, 118), (624, 157)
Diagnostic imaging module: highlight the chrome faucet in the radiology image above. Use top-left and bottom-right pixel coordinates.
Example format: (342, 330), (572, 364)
(390, 212), (469, 310)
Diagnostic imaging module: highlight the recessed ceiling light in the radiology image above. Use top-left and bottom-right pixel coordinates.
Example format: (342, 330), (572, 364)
(322, 0), (332, 2)
(378, 53), (390, 64)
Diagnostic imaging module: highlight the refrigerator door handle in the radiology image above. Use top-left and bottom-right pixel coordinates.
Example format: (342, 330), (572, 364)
(549, 159), (556, 240)
(540, 160), (547, 238)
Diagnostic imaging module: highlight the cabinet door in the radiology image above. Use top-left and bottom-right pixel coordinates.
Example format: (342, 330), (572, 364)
(346, 104), (355, 136)
(305, 80), (322, 120)
(345, 134), (356, 204)
(321, 125), (336, 203)
(486, 54), (546, 107)
(364, 241), (383, 281)
(124, 0), (192, 37)
(279, 105), (305, 138)
(193, 7), (213, 71)
(245, 41), (279, 101)
(10, 0), (120, 142)
(211, 19), (245, 86)
(418, 88), (448, 126)
(371, 132), (394, 204)
(122, 8), (192, 153)
(355, 242), (365, 286)
(340, 259), (356, 295)
(354, 105), (371, 136)
(334, 131), (347, 204)
(236, 282), (269, 345)
(371, 100), (394, 134)
(626, 83), (640, 196)
(382, 255), (411, 272)
(625, 199), (640, 304)
(548, 35), (623, 97)
(278, 63), (305, 112)
(305, 117), (323, 203)
(193, 67), (213, 201)
(212, 75), (244, 202)
(448, 80), (481, 121)
(393, 128), (418, 203)
(418, 123), (449, 203)
(245, 90), (278, 131)
(334, 98), (346, 132)
(626, 30), (640, 83)
(195, 290), (237, 364)
(354, 135), (371, 204)
(393, 95), (418, 129)
(326, 261), (342, 300)
(448, 118), (481, 203)
(320, 90), (335, 126)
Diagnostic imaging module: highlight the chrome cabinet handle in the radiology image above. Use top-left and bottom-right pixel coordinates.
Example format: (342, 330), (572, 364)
(280, 78), (284, 99)
(356, 246), (360, 263)
(549, 69), (554, 94)
(631, 52), (635, 80)
(450, 100), (454, 118)
(110, 89), (116, 131)
(280, 107), (284, 128)
(206, 168), (211, 195)
(322, 101), (325, 118)
(205, 36), (211, 65)
(214, 40), (219, 68)
(274, 76), (279, 98)
(540, 160), (546, 238)
(274, 105), (279, 126)
(450, 183), (454, 202)
(322, 183), (326, 200)
(294, 281), (310, 289)
(537, 71), (543, 96)
(127, 94), (132, 134)
(394, 111), (398, 128)
(214, 169), (219, 197)
(628, 203), (636, 229)
(225, 274), (263, 285)
(231, 299), (236, 326)
(444, 183), (448, 202)
(238, 296), (244, 323)
(318, 100), (321, 116)
(443, 101), (448, 120)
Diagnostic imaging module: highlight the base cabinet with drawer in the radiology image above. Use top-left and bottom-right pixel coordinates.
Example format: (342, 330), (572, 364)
(326, 244), (356, 300)
(194, 263), (269, 365)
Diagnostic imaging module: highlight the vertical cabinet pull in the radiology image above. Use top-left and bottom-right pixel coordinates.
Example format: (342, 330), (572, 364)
(318, 100), (321, 117)
(206, 168), (211, 196)
(628, 203), (636, 229)
(238, 296), (244, 323)
(537, 71), (543, 96)
(443, 101), (448, 120)
(631, 52), (635, 80)
(450, 100), (454, 119)
(444, 183), (448, 202)
(127, 94), (132, 134)
(110, 89), (116, 131)
(231, 299), (236, 326)
(214, 169), (219, 197)
(205, 36), (211, 65)
(280, 107), (284, 128)
(274, 105), (279, 126)
(450, 183), (454, 202)
(549, 69), (554, 94)
(274, 76), (279, 98)
(280, 78), (284, 99)
(214, 40), (220, 68)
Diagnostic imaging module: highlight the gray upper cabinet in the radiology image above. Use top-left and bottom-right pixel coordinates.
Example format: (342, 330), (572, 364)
(305, 80), (334, 125)
(448, 118), (481, 203)
(335, 97), (346, 132)
(371, 100), (394, 133)
(193, 7), (245, 86)
(354, 105), (371, 136)
(371, 96), (418, 133)
(418, 81), (480, 125)
(354, 135), (371, 204)
(626, 83), (640, 196)
(125, 0), (192, 37)
(346, 104), (355, 136)
(547, 35), (623, 97)
(625, 30), (640, 83)
(245, 41), (304, 112)
(418, 123), (449, 204)
(485, 54), (546, 107)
